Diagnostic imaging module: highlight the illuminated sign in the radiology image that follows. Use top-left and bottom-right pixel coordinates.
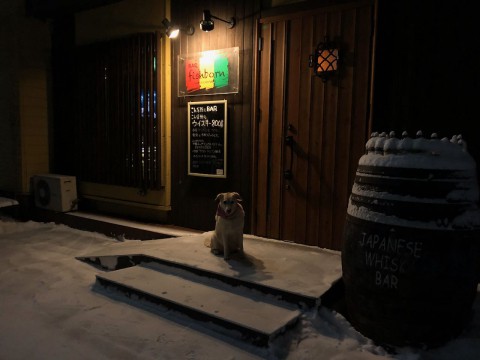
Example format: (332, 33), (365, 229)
(178, 47), (239, 97)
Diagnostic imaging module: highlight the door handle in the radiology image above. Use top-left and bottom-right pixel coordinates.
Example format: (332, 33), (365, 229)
(284, 135), (294, 184)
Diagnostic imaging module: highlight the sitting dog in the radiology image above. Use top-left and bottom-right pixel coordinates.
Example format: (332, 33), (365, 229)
(207, 192), (245, 260)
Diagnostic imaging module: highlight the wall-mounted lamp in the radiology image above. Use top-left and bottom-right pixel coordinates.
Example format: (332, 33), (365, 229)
(309, 36), (339, 82)
(200, 10), (236, 32)
(162, 18), (194, 39)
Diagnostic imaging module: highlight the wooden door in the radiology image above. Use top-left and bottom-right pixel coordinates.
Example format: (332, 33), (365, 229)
(254, 3), (374, 250)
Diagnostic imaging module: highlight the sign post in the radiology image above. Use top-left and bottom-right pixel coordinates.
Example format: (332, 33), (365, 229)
(188, 100), (227, 178)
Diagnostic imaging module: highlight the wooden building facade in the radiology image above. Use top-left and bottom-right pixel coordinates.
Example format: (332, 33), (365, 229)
(171, 0), (375, 250)
(5, 0), (475, 251)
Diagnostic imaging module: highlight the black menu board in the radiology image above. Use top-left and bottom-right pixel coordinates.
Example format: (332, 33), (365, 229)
(188, 100), (227, 178)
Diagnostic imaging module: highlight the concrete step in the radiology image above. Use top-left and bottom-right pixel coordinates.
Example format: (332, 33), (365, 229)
(80, 252), (322, 307)
(77, 234), (343, 308)
(96, 263), (301, 346)
(32, 210), (176, 240)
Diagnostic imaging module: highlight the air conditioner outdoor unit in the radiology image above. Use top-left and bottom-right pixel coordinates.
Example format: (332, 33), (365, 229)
(33, 174), (78, 212)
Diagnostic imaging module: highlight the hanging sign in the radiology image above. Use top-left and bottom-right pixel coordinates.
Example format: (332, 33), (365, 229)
(178, 47), (239, 97)
(188, 100), (227, 178)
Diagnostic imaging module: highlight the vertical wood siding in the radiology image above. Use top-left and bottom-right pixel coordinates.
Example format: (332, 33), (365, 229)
(255, 2), (374, 250)
(171, 0), (258, 231)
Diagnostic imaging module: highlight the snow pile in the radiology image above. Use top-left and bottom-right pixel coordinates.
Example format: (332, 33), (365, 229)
(362, 131), (475, 171)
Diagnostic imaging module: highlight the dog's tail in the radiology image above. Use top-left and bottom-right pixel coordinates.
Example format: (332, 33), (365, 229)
(203, 234), (212, 248)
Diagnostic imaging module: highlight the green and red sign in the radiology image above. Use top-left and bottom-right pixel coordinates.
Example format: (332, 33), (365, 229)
(178, 47), (239, 97)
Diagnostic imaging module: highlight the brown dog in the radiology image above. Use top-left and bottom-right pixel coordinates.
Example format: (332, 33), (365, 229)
(208, 192), (245, 260)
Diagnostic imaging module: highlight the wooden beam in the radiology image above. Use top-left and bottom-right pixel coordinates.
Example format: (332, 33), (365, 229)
(26, 0), (125, 19)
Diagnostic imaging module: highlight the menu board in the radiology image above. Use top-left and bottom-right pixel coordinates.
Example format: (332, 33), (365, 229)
(188, 100), (227, 178)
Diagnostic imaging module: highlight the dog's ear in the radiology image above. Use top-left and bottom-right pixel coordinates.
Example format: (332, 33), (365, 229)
(215, 193), (224, 203)
(232, 192), (242, 202)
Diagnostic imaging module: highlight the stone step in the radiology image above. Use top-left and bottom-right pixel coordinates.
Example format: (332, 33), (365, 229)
(96, 264), (301, 346)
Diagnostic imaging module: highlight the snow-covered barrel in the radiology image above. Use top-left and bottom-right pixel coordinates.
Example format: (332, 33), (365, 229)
(342, 131), (480, 347)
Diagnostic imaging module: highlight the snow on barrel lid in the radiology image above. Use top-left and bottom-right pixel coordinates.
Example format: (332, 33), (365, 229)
(359, 131), (477, 171)
(350, 131), (480, 230)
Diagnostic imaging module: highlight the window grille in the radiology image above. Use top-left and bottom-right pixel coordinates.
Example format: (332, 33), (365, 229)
(74, 32), (160, 192)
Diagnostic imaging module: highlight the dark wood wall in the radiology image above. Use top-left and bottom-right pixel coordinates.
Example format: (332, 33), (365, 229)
(51, 16), (77, 177)
(171, 0), (259, 231)
(372, 0), (479, 167)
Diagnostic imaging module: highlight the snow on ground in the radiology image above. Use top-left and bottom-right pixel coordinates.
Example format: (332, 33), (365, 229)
(0, 217), (479, 359)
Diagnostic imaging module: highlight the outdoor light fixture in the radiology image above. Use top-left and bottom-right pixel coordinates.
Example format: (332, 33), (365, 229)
(309, 36), (339, 82)
(200, 10), (236, 32)
(162, 18), (194, 39)
(162, 18), (179, 38)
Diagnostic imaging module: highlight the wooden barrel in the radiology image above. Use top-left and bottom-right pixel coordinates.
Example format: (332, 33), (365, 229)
(342, 132), (480, 347)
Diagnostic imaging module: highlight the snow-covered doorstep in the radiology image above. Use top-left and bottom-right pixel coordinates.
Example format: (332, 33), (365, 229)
(1, 217), (480, 359)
